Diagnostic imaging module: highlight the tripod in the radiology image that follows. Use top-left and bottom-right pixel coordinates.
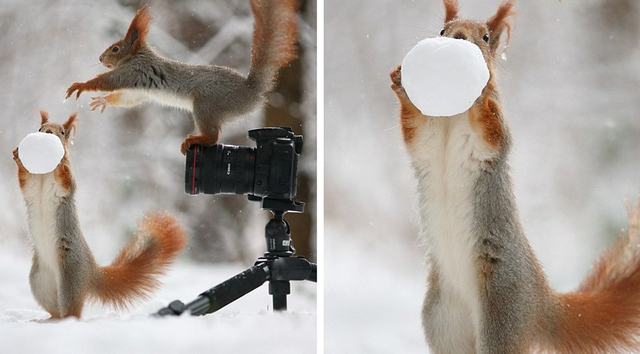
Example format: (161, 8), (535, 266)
(155, 198), (316, 316)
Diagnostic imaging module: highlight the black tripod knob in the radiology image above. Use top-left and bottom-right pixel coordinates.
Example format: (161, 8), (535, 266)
(265, 212), (294, 256)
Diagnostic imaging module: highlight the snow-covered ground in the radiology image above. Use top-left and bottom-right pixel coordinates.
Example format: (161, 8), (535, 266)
(325, 225), (426, 353)
(0, 247), (317, 354)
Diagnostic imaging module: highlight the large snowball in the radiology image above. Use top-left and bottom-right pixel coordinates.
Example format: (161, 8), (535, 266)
(18, 132), (65, 174)
(401, 37), (490, 117)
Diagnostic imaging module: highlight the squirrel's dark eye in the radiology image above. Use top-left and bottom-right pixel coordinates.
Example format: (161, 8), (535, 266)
(482, 33), (490, 43)
(440, 29), (445, 36)
(112, 46), (119, 53)
(61, 130), (65, 136)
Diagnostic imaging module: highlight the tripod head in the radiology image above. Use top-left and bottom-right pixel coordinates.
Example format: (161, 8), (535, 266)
(254, 197), (304, 257)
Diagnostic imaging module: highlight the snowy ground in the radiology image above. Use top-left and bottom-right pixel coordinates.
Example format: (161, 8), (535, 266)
(325, 225), (426, 354)
(0, 247), (317, 354)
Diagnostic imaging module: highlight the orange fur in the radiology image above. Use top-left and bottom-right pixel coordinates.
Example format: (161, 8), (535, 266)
(486, 0), (516, 54)
(443, 0), (459, 23)
(180, 133), (220, 155)
(94, 212), (187, 308)
(250, 0), (298, 69)
(13, 148), (28, 189)
(469, 88), (504, 149)
(125, 4), (152, 53)
(247, 0), (299, 92)
(53, 162), (73, 192)
(62, 112), (78, 139)
(66, 72), (117, 99)
(400, 102), (427, 145)
(390, 65), (427, 146)
(39, 110), (49, 125)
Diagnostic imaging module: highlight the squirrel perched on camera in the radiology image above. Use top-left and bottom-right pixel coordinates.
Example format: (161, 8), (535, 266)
(13, 111), (187, 319)
(391, 1), (640, 353)
(66, 0), (299, 155)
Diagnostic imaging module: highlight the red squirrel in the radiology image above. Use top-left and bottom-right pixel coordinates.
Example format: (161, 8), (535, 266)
(66, 0), (299, 154)
(391, 1), (640, 353)
(13, 111), (187, 319)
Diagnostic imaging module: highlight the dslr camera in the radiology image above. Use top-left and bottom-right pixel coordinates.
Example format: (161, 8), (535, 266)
(185, 127), (303, 202)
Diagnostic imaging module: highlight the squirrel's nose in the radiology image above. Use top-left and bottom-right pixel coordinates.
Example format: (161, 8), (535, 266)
(453, 32), (467, 40)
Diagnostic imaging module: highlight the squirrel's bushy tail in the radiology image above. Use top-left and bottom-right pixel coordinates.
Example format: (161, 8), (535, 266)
(247, 0), (298, 93)
(540, 203), (640, 353)
(91, 212), (187, 308)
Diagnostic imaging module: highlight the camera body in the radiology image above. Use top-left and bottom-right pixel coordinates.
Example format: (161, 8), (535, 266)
(185, 127), (303, 202)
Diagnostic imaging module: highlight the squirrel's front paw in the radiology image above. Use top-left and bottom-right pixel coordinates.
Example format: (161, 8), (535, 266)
(66, 82), (85, 100)
(90, 95), (109, 113)
(12, 147), (24, 167)
(390, 64), (405, 94)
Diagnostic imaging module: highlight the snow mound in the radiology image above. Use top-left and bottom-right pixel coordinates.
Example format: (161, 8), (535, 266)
(18, 132), (64, 174)
(401, 37), (490, 117)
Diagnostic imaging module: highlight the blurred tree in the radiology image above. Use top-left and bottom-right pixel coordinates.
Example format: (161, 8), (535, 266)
(585, 0), (639, 63)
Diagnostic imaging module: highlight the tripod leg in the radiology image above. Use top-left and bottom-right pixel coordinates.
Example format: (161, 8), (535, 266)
(155, 263), (270, 317)
(269, 280), (290, 311)
(189, 263), (270, 315)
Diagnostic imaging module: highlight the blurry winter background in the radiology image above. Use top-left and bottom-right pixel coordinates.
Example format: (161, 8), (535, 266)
(0, 0), (316, 353)
(326, 0), (640, 353)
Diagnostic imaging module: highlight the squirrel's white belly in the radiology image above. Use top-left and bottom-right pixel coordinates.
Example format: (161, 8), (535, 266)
(410, 113), (497, 310)
(23, 174), (65, 282)
(145, 89), (194, 111)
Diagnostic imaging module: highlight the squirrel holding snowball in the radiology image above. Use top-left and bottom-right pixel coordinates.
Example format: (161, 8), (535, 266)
(391, 0), (640, 353)
(66, 0), (299, 154)
(13, 111), (187, 319)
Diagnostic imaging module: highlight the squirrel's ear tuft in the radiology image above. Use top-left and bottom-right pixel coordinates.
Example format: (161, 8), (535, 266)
(486, 0), (517, 55)
(443, 0), (459, 23)
(63, 113), (79, 139)
(39, 110), (49, 126)
(124, 4), (152, 52)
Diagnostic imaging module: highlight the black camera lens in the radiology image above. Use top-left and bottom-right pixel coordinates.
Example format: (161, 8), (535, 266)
(184, 127), (303, 202)
(185, 144), (255, 195)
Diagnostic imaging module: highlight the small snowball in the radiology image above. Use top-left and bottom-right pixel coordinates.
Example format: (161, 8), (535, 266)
(18, 132), (65, 174)
(401, 37), (490, 117)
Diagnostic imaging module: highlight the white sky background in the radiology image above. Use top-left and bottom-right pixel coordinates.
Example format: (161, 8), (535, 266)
(325, 0), (640, 352)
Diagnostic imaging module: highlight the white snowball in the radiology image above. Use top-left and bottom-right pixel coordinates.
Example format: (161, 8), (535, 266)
(401, 37), (490, 117)
(18, 132), (65, 174)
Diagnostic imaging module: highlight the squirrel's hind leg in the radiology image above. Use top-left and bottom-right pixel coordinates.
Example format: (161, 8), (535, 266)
(181, 105), (222, 154)
(29, 254), (62, 318)
(422, 268), (477, 354)
(56, 257), (87, 318)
